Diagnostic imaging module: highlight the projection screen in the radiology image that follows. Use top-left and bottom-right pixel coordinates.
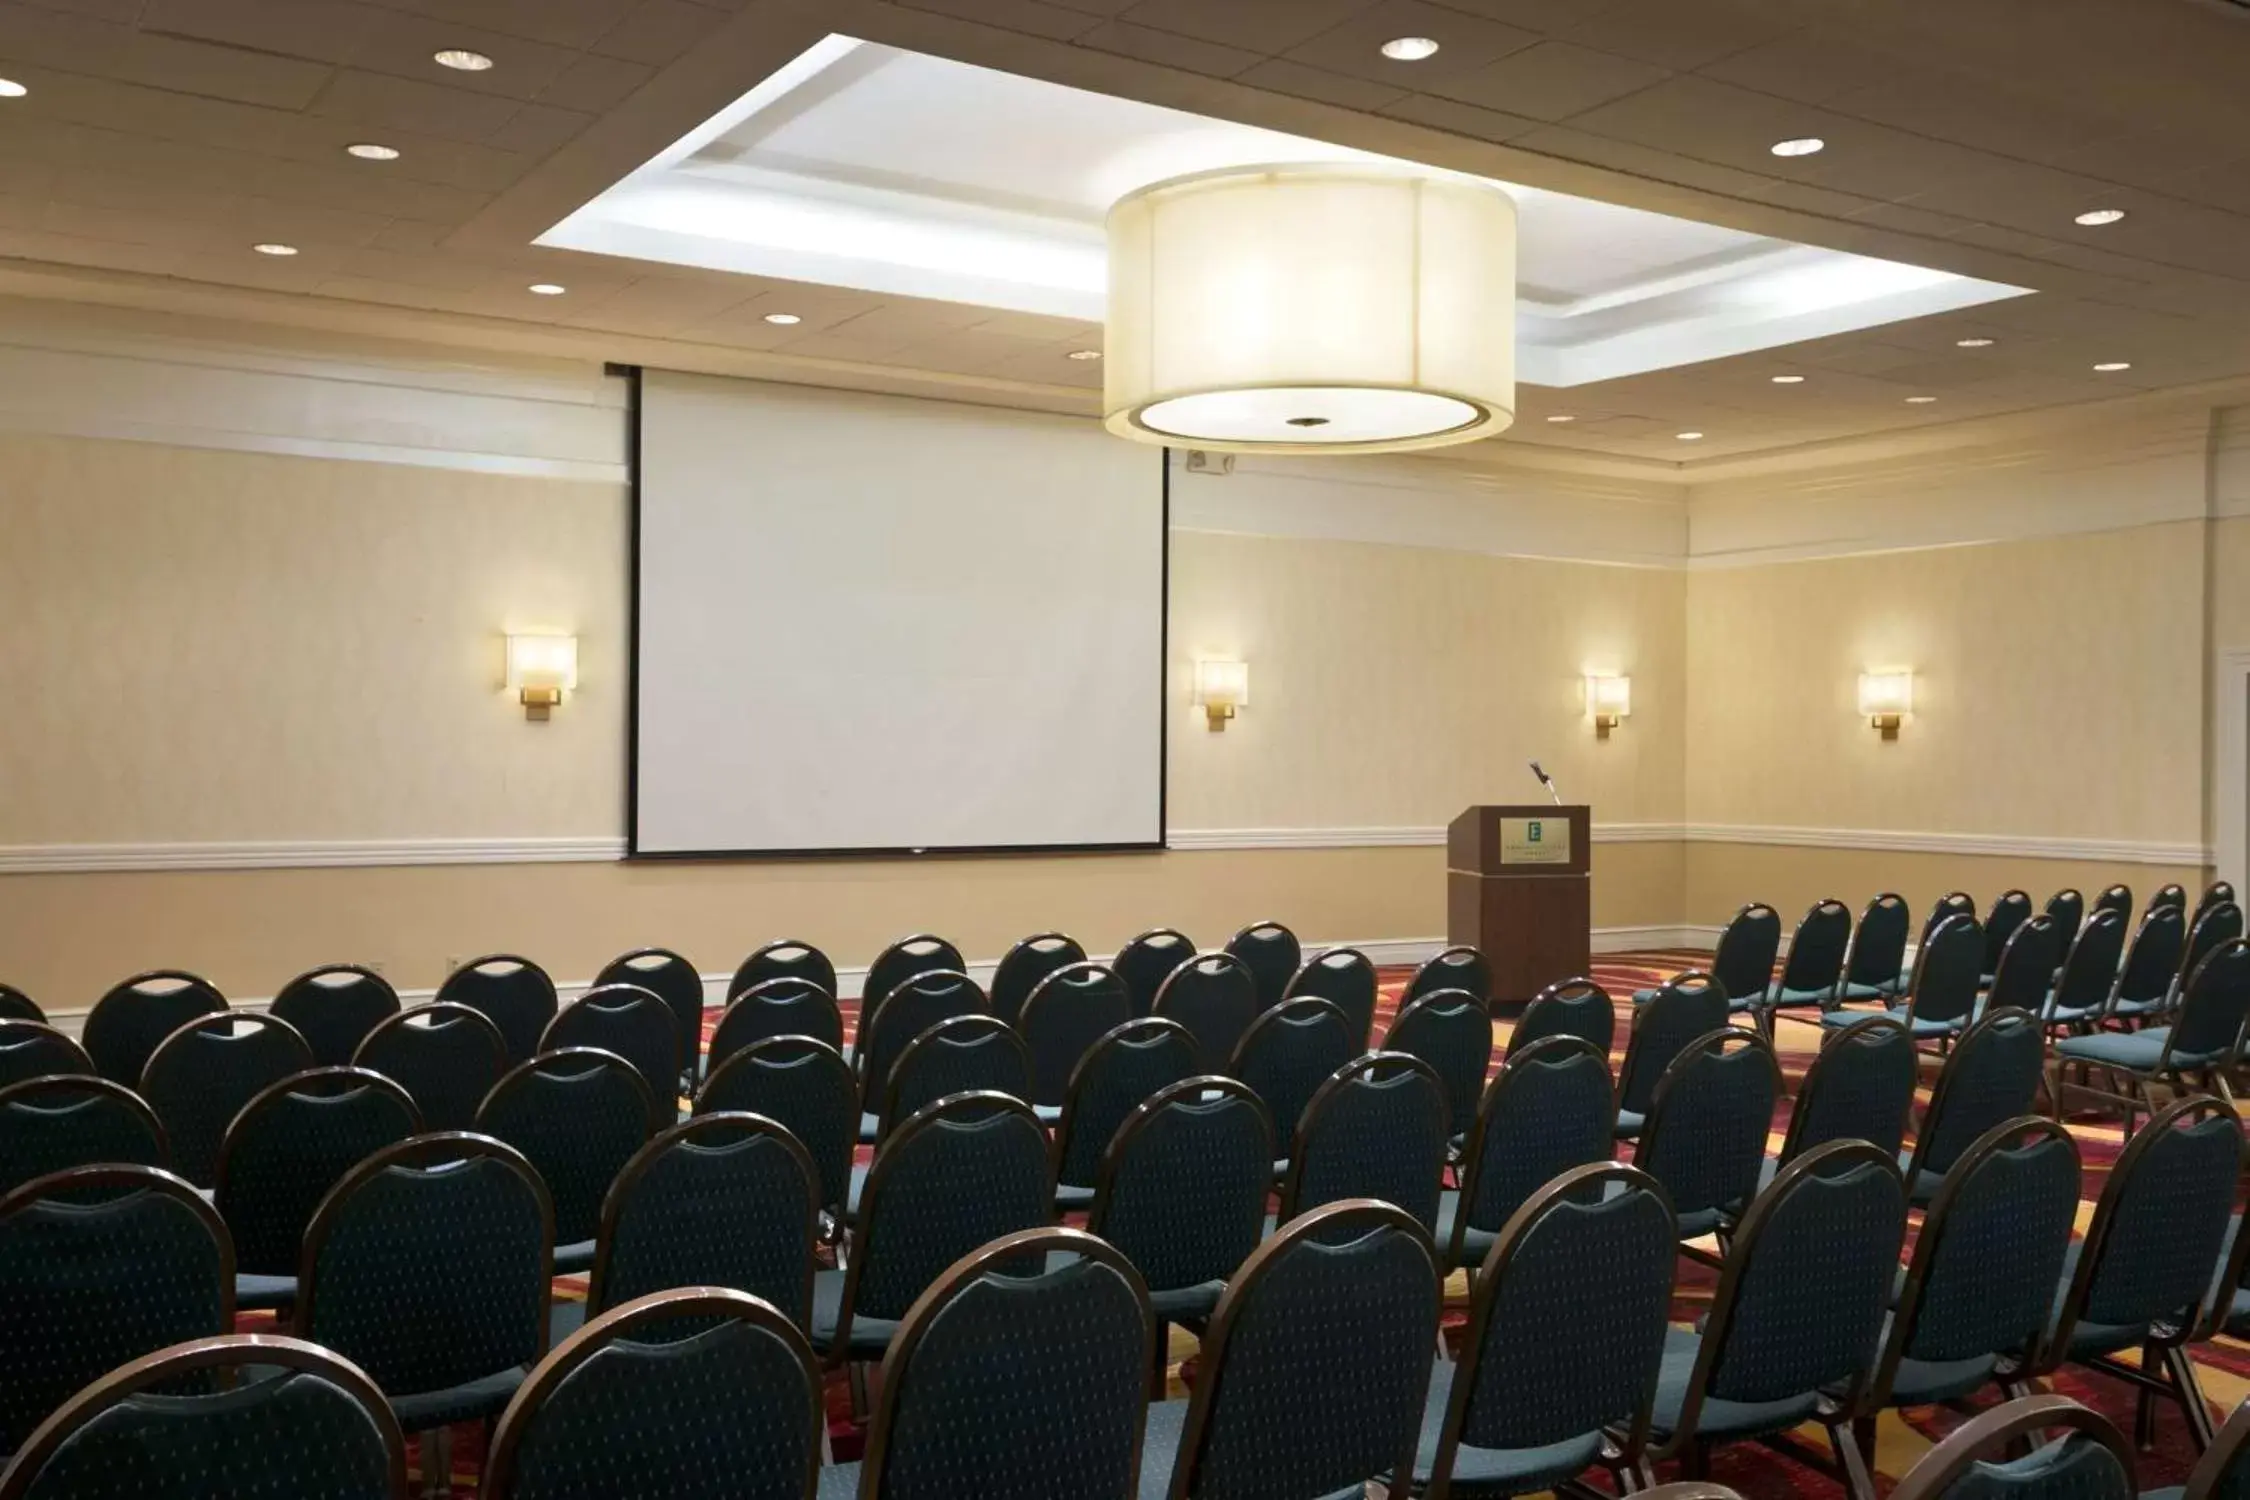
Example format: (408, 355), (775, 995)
(631, 369), (1167, 856)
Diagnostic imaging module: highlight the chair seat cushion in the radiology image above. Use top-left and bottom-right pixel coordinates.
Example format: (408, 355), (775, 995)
(2056, 1027), (2222, 1071)
(1762, 985), (1835, 1010)
(2109, 995), (2168, 1018)
(1150, 1282), (1226, 1325)
(1649, 1326), (1821, 1443)
(1434, 1190), (1498, 1272)
(2044, 1243), (2149, 1361)
(1407, 1362), (1605, 1494)
(1055, 1182), (1096, 1211)
(235, 1271), (299, 1311)
(1034, 1103), (1062, 1126)
(390, 1365), (528, 1431)
(810, 1267), (902, 1359)
(846, 1162), (869, 1220)
(817, 1462), (859, 1499)
(1138, 1398), (1191, 1500)
(1839, 982), (1905, 1003)
(1631, 989), (1660, 1006)
(858, 1111), (879, 1146)
(548, 1297), (587, 1348)
(554, 1238), (596, 1275)
(1613, 1110), (1645, 1141)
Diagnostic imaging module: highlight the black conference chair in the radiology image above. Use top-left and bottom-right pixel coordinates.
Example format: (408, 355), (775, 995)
(1229, 996), (1355, 1155)
(2055, 939), (2250, 1129)
(435, 954), (558, 1067)
(873, 1014), (1031, 1151)
(729, 939), (837, 1004)
(2196, 882), (2241, 930)
(1645, 1142), (1906, 1486)
(1285, 947), (1380, 1050)
(1152, 953), (1260, 1071)
(2172, 1398), (2250, 1500)
(1224, 919), (1301, 1012)
(541, 984), (682, 1132)
(1632, 906), (1779, 1008)
(481, 1289), (822, 1500)
(1508, 976), (1614, 1059)
(1901, 1006), (2046, 1206)
(1888, 1394), (2134, 1500)
(1614, 971), (1728, 1139)
(1986, 912), (2065, 1019)
(295, 1133), (553, 1438)
(0, 1333), (408, 1500)
(1634, 1027), (1779, 1245)
(1089, 1076), (1273, 1336)
(2039, 907), (2129, 1035)
(269, 963), (401, 1068)
(860, 934), (967, 1033)
(1382, 988), (1495, 1146)
(582, 1115), (819, 1331)
(1768, 1015), (1917, 1189)
(352, 1001), (509, 1133)
(812, 1092), (1052, 1368)
(1845, 910), (1983, 1045)
(2045, 889), (2088, 959)
(1924, 891), (1977, 946)
(1407, 945), (1492, 1007)
(0, 1076), (168, 1198)
(1747, 897), (1853, 1035)
(1414, 1163), (1677, 1500)
(593, 947), (705, 1085)
(1138, 1201), (1440, 1500)
(0, 983), (42, 1023)
(1838, 892), (1912, 1002)
(2102, 904), (2188, 1028)
(1278, 1052), (1448, 1237)
(0, 1020), (92, 1089)
(2093, 883), (2135, 922)
(695, 1036), (856, 1222)
(0, 1164), (233, 1458)
(213, 1066), (420, 1312)
(476, 1048), (653, 1275)
(138, 1012), (314, 1188)
(1438, 1035), (1614, 1274)
(81, 969), (227, 1086)
(989, 931), (1087, 1027)
(830, 1228), (1151, 1500)
(1052, 1017), (1200, 1209)
(2150, 883), (2191, 918)
(1982, 890), (2035, 986)
(1114, 928), (1196, 1017)
(2176, 901), (2246, 1012)
(854, 968), (987, 1134)
(707, 978), (844, 1074)
(1019, 961), (1134, 1112)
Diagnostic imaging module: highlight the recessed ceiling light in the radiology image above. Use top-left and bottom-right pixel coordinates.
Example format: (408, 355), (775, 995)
(1955, 337), (1996, 348)
(1905, 395), (1938, 404)
(346, 142), (400, 161)
(763, 312), (802, 325)
(1770, 374), (1806, 384)
(1677, 431), (1705, 441)
(1380, 36), (1441, 61)
(252, 243), (298, 256)
(0, 78), (25, 99)
(1546, 414), (1576, 423)
(2074, 208), (2126, 227)
(1770, 137), (1825, 157)
(527, 283), (566, 296)
(433, 48), (494, 71)
(2093, 361), (2132, 372)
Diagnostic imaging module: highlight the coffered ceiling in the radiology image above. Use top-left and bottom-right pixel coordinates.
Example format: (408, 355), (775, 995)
(3, 0), (2249, 467)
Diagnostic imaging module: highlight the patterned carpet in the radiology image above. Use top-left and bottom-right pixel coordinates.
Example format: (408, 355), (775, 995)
(328, 951), (2247, 1498)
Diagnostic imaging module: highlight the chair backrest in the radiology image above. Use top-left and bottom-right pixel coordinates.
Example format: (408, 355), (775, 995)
(214, 1066), (421, 1278)
(709, 978), (844, 1068)
(1019, 961), (1135, 1108)
(350, 1001), (509, 1133)
(139, 1012), (315, 1187)
(483, 1289), (820, 1500)
(1432, 1164), (1676, 1498)
(2048, 907), (2128, 1019)
(2049, 1095), (2242, 1355)
(2150, 883), (2190, 917)
(297, 1133), (554, 1400)
(1889, 1394), (2133, 1500)
(1710, 904), (1783, 1002)
(695, 1036), (857, 1214)
(2164, 939), (2250, 1067)
(2044, 888), (2086, 952)
(1925, 891), (1978, 945)
(1280, 1052), (1449, 1234)
(1634, 1027), (1780, 1224)
(2180, 1395), (2250, 1500)
(1905, 1007), (2047, 1189)
(881, 1015), (1031, 1139)
(1904, 912), (1986, 1031)
(1875, 1117), (2080, 1409)
(542, 983), (682, 1131)
(1114, 928), (1196, 1016)
(1616, 971), (1729, 1119)
(269, 964), (401, 1069)
(0, 1020), (92, 1089)
(1780, 1015), (1918, 1167)
(1983, 890), (2034, 977)
(862, 934), (967, 1013)
(2112, 905), (2187, 1012)
(1381, 988), (1495, 1141)
(0, 1165), (234, 1456)
(593, 948), (705, 1076)
(2182, 902), (2247, 997)
(1284, 948), (1379, 1049)
(1450, 1036), (1614, 1265)
(1152, 953), (1260, 1071)
(0, 1333), (407, 1500)
(989, 931), (1087, 1027)
(837, 1093), (1053, 1343)
(1844, 892), (1912, 992)
(1224, 920), (1302, 1012)
(2092, 883), (2134, 921)
(1677, 1142), (1905, 1422)
(81, 969), (227, 1085)
(476, 1047), (653, 1248)
(1161, 1201), (1439, 1500)
(589, 1115), (819, 1326)
(1777, 898), (1853, 997)
(1089, 1077), (1273, 1298)
(0, 983), (43, 1023)
(2197, 881), (2241, 928)
(1507, 977), (1614, 1059)
(1405, 945), (1492, 1007)
(728, 939), (837, 1003)
(434, 954), (558, 1066)
(1229, 997), (1356, 1145)
(1053, 1017), (1200, 1191)
(0, 1076), (167, 1198)
(857, 969), (988, 1111)
(861, 1228), (1153, 1500)
(1986, 913), (2063, 1016)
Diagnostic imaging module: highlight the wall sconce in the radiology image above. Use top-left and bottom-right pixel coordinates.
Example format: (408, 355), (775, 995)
(1191, 658), (1249, 731)
(1858, 670), (1913, 739)
(1585, 674), (1631, 738)
(506, 634), (578, 721)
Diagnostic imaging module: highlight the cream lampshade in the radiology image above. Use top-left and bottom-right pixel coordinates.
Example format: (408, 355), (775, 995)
(1104, 164), (1517, 455)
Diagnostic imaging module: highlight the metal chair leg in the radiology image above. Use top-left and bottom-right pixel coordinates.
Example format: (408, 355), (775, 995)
(2136, 1340), (2161, 1449)
(420, 1424), (453, 1500)
(2166, 1343), (2219, 1452)
(1838, 1414), (1880, 1500)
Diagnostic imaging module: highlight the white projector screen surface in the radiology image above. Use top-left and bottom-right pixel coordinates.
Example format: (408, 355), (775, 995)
(633, 370), (1166, 855)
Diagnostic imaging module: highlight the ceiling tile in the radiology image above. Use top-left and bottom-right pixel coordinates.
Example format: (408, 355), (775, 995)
(309, 69), (525, 142)
(1281, 0), (1538, 89)
(1695, 30), (1914, 107)
(344, 0), (637, 50)
(1376, 90), (1540, 144)
(1074, 19), (1262, 78)
(1112, 0), (1372, 55)
(481, 99), (593, 154)
(536, 52), (653, 112)
(1554, 0), (1792, 72)
(138, 0), (383, 67)
(589, 0), (724, 65)
(901, 0), (1105, 43)
(346, 8), (584, 100)
(1419, 39), (1667, 122)
(1235, 57), (1409, 112)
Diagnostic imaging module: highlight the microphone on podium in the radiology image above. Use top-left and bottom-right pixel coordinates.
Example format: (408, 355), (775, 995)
(1528, 760), (1563, 806)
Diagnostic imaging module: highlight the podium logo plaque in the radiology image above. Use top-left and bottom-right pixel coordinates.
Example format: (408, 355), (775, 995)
(1498, 817), (1571, 866)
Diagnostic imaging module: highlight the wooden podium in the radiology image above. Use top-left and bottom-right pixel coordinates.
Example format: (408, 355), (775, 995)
(1447, 804), (1592, 1005)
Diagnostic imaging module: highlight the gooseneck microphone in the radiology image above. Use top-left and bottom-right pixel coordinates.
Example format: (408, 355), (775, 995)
(1528, 760), (1563, 806)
